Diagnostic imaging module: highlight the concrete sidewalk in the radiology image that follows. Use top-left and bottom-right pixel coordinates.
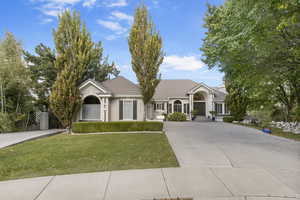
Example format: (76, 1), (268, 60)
(0, 167), (298, 200)
(0, 129), (65, 149)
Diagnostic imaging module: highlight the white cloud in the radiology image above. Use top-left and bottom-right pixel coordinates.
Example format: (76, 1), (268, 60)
(97, 20), (127, 34)
(32, 0), (98, 17)
(105, 0), (127, 7)
(105, 34), (119, 40)
(110, 11), (133, 24)
(162, 55), (205, 71)
(33, 0), (81, 17)
(40, 18), (54, 24)
(82, 0), (96, 7)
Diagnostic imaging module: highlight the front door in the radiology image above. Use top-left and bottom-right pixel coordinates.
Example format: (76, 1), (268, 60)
(193, 102), (206, 116)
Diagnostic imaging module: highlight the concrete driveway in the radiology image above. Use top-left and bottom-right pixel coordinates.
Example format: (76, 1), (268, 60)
(0, 129), (64, 149)
(165, 122), (300, 194)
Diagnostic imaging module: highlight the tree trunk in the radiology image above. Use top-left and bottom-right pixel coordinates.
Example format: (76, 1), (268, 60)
(0, 82), (3, 113)
(143, 103), (147, 121)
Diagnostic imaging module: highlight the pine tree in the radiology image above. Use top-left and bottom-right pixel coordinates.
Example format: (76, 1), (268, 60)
(50, 10), (93, 132)
(128, 5), (164, 120)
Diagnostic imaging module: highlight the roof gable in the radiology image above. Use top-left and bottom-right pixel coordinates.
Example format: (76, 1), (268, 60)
(79, 79), (110, 94)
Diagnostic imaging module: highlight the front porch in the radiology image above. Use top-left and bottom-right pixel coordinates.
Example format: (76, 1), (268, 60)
(150, 84), (229, 121)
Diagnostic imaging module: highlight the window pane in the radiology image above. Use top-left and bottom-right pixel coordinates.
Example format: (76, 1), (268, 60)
(83, 104), (100, 120)
(123, 101), (133, 120)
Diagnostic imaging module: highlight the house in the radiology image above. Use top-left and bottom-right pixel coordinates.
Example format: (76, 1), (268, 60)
(75, 76), (228, 122)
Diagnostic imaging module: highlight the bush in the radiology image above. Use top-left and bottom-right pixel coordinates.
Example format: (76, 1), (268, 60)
(223, 116), (234, 123)
(0, 113), (15, 133)
(72, 121), (163, 133)
(168, 112), (187, 121)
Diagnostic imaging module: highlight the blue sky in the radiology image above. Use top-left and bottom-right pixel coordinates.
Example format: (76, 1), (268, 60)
(0, 0), (224, 86)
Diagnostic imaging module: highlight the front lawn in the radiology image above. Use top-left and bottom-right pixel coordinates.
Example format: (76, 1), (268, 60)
(236, 123), (300, 141)
(0, 133), (178, 181)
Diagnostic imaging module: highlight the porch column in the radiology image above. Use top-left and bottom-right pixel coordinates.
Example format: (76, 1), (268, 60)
(100, 97), (104, 121)
(106, 98), (109, 122)
(222, 102), (225, 115)
(189, 94), (193, 119)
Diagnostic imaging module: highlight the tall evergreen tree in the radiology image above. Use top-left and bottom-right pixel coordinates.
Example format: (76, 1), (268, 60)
(50, 10), (93, 132)
(128, 5), (164, 120)
(24, 44), (57, 110)
(83, 41), (120, 82)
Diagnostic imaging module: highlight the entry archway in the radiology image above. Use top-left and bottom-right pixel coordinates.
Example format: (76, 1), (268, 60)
(82, 95), (101, 121)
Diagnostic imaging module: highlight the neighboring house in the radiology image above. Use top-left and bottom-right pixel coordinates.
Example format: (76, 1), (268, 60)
(75, 76), (229, 122)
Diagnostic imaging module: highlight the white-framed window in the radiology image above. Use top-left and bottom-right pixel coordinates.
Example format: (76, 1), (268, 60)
(215, 103), (223, 114)
(154, 103), (165, 111)
(123, 100), (134, 120)
(184, 103), (190, 114)
(119, 99), (137, 120)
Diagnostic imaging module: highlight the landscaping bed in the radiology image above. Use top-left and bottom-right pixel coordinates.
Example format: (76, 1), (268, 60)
(235, 123), (300, 142)
(0, 133), (178, 181)
(72, 121), (163, 133)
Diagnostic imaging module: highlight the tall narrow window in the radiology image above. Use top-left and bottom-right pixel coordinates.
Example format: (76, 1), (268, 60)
(168, 103), (172, 113)
(225, 104), (229, 114)
(184, 103), (190, 114)
(123, 100), (133, 120)
(215, 103), (223, 114)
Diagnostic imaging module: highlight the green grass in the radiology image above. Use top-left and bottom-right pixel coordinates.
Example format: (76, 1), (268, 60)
(0, 133), (179, 181)
(236, 123), (300, 141)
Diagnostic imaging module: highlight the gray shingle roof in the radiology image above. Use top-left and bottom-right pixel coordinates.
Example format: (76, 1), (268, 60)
(153, 79), (199, 100)
(102, 76), (141, 96)
(213, 89), (226, 101)
(80, 77), (226, 101)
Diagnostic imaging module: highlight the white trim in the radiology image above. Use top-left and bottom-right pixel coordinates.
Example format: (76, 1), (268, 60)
(79, 80), (108, 93)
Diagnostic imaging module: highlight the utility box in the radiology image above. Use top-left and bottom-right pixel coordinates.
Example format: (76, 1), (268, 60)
(40, 112), (49, 130)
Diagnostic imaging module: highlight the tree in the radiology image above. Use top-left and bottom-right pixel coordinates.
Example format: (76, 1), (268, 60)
(24, 42), (119, 111)
(201, 0), (300, 121)
(128, 5), (164, 120)
(50, 10), (93, 132)
(82, 42), (119, 82)
(0, 32), (33, 131)
(24, 44), (57, 110)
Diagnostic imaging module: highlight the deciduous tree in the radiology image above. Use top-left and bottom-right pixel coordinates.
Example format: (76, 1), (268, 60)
(50, 10), (93, 132)
(128, 5), (164, 120)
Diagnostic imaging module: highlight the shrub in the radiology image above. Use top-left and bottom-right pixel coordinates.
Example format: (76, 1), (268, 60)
(72, 121), (163, 133)
(0, 113), (14, 133)
(168, 112), (187, 121)
(223, 116), (234, 123)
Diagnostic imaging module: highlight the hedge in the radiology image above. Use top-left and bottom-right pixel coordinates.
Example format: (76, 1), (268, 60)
(223, 116), (235, 123)
(167, 112), (187, 121)
(72, 121), (164, 133)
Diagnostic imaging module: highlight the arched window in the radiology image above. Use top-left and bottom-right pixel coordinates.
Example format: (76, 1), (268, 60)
(82, 96), (101, 121)
(194, 92), (205, 101)
(173, 100), (182, 113)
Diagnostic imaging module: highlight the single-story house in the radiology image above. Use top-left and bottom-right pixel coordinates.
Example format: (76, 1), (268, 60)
(75, 76), (229, 122)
